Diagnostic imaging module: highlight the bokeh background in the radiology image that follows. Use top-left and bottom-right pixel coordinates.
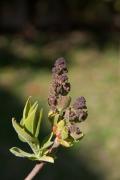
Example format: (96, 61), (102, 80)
(0, 0), (120, 180)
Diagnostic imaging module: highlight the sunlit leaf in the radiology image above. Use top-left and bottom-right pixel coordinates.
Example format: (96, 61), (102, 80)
(59, 139), (72, 147)
(38, 155), (54, 163)
(57, 120), (65, 129)
(12, 118), (38, 144)
(23, 96), (31, 121)
(61, 128), (68, 140)
(34, 108), (43, 138)
(53, 114), (59, 125)
(24, 103), (38, 135)
(28, 101), (38, 115)
(10, 147), (35, 158)
(41, 132), (53, 150)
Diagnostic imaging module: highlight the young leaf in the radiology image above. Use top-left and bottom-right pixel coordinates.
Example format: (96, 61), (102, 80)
(41, 133), (53, 150)
(38, 155), (54, 163)
(59, 139), (72, 147)
(34, 108), (43, 138)
(53, 113), (59, 125)
(12, 118), (38, 144)
(61, 127), (68, 140)
(57, 120), (65, 130)
(23, 96), (31, 121)
(24, 103), (38, 135)
(28, 101), (38, 115)
(10, 147), (35, 158)
(56, 120), (68, 140)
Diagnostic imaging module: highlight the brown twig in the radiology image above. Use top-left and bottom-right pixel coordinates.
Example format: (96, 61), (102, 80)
(24, 138), (59, 180)
(24, 162), (46, 180)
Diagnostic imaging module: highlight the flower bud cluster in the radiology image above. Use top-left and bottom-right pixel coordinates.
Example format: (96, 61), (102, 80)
(48, 58), (70, 111)
(64, 96), (88, 139)
(68, 124), (81, 135)
(65, 96), (88, 123)
(48, 58), (88, 144)
(73, 96), (87, 109)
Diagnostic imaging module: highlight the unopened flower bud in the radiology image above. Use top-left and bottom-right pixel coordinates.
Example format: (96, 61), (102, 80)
(48, 58), (70, 110)
(73, 96), (87, 110)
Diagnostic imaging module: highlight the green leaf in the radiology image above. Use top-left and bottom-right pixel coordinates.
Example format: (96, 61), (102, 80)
(12, 118), (38, 144)
(57, 120), (65, 130)
(41, 141), (53, 150)
(41, 133), (53, 150)
(38, 155), (54, 163)
(61, 127), (68, 140)
(35, 108), (43, 138)
(56, 120), (68, 140)
(23, 96), (31, 121)
(10, 147), (35, 158)
(53, 114), (59, 125)
(24, 103), (38, 135)
(28, 101), (38, 115)
(59, 139), (72, 147)
(10, 147), (54, 162)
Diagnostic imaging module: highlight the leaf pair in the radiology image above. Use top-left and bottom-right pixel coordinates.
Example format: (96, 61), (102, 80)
(21, 97), (43, 138)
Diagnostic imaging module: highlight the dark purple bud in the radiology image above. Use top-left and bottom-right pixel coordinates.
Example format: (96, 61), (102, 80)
(53, 82), (61, 94)
(62, 82), (71, 95)
(58, 74), (68, 84)
(69, 110), (77, 121)
(81, 111), (88, 121)
(76, 127), (81, 135)
(73, 96), (87, 110)
(64, 109), (77, 121)
(48, 95), (57, 109)
(48, 58), (71, 109)
(68, 124), (81, 135)
(53, 58), (68, 74)
(68, 124), (76, 133)
(54, 57), (66, 67)
(76, 109), (88, 121)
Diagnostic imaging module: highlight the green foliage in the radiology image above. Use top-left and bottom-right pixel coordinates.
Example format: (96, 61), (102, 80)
(10, 97), (54, 163)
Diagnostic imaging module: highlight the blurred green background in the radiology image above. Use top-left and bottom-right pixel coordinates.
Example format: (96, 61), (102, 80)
(0, 0), (120, 180)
